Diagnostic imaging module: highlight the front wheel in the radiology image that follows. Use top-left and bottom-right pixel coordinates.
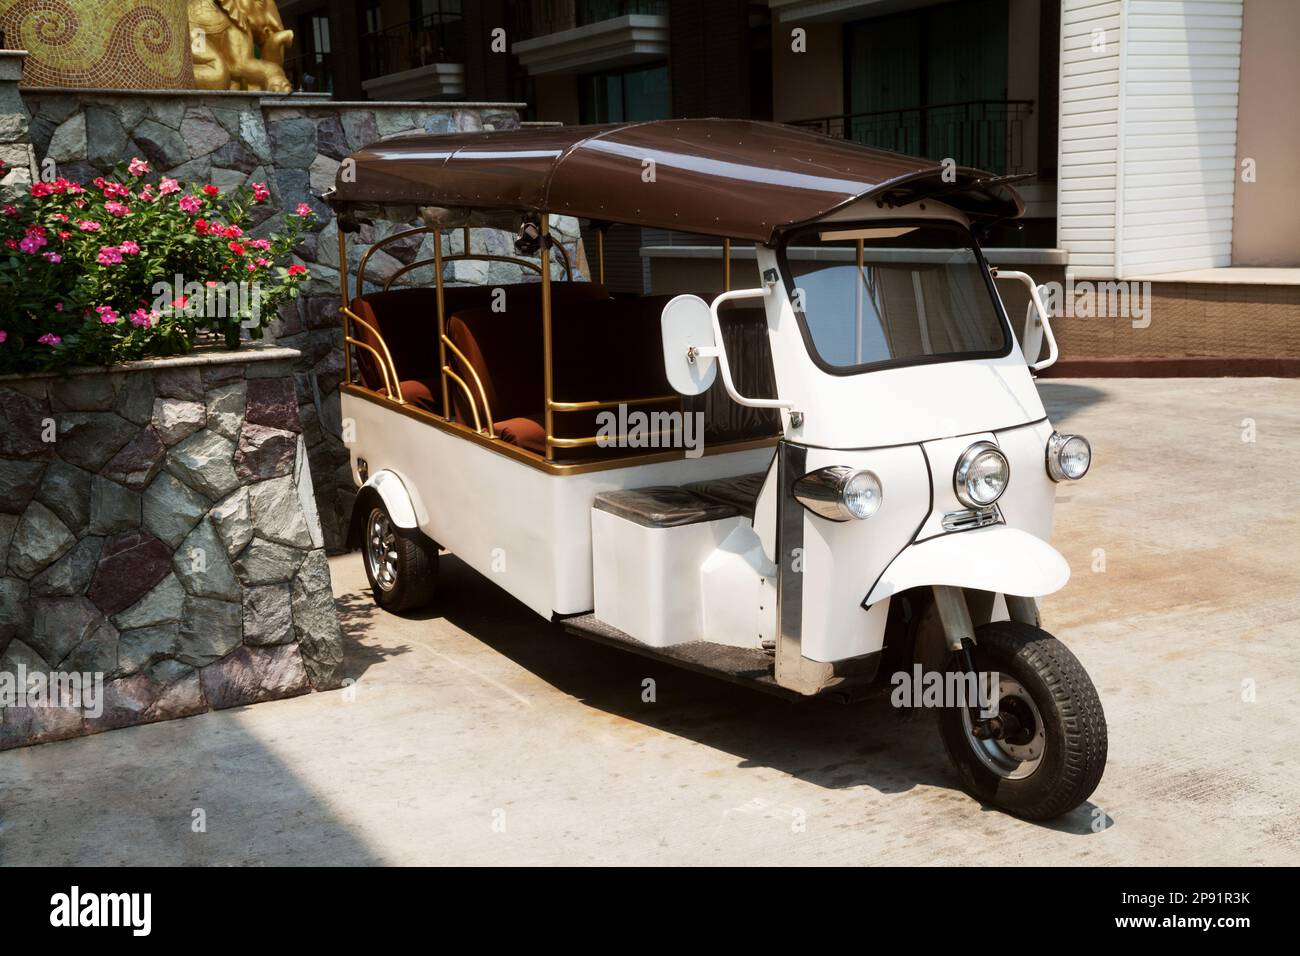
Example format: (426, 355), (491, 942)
(938, 620), (1107, 820)
(362, 501), (439, 613)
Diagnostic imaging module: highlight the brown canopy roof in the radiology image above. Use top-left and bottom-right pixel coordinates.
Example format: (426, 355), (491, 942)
(329, 119), (1024, 244)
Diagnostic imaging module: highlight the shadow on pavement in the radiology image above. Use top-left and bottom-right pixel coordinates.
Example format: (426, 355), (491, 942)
(338, 549), (1109, 834)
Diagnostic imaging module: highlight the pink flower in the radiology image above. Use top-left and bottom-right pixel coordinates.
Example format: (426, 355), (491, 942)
(19, 234), (47, 253)
(296, 203), (312, 217)
(119, 240), (140, 255)
(159, 179), (180, 196)
(251, 182), (270, 202)
(37, 333), (61, 346)
(54, 302), (64, 312)
(223, 225), (243, 239)
(77, 219), (101, 232)
(248, 238), (270, 251)
(105, 201), (131, 217)
(43, 252), (61, 263)
(96, 306), (119, 324)
(0, 330), (6, 343)
(2, 204), (17, 217)
(128, 158), (150, 177)
(130, 308), (154, 328)
(178, 194), (202, 215)
(97, 246), (124, 265)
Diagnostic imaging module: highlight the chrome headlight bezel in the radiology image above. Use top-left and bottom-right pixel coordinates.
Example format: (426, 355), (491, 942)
(1046, 432), (1091, 482)
(793, 466), (882, 521)
(953, 441), (1010, 509)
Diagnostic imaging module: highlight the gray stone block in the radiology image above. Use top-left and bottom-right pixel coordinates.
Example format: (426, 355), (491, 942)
(142, 470), (208, 549)
(7, 500), (75, 579)
(88, 475), (141, 535)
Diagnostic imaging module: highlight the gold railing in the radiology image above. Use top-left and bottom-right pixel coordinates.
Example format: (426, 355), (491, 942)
(337, 218), (736, 462)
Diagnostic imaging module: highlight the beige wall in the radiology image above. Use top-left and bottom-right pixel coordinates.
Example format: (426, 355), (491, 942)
(770, 21), (843, 123)
(1232, 0), (1300, 266)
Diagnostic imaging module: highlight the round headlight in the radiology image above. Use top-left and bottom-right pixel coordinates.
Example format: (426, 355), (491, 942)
(841, 470), (882, 520)
(954, 442), (1009, 508)
(1046, 432), (1091, 481)
(793, 466), (883, 521)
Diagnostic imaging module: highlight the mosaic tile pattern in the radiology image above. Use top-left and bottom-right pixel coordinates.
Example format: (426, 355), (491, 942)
(0, 0), (194, 89)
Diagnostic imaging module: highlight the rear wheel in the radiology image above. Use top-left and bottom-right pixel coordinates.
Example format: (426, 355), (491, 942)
(938, 620), (1107, 820)
(362, 502), (438, 612)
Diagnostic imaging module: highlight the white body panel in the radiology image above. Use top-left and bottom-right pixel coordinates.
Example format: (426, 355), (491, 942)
(344, 391), (774, 618)
(592, 510), (745, 647)
(700, 523), (778, 650)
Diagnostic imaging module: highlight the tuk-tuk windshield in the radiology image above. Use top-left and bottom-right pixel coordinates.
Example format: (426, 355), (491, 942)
(781, 221), (1010, 374)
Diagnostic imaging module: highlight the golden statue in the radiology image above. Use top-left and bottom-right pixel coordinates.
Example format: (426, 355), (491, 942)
(188, 0), (294, 92)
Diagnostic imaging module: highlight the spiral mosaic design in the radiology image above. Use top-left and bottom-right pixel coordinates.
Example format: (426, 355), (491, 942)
(0, 0), (195, 89)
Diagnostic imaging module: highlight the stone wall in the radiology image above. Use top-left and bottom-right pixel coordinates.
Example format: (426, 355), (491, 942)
(0, 63), (535, 550)
(0, 347), (344, 750)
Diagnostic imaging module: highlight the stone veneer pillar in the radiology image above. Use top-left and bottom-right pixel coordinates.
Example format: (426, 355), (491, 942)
(0, 50), (36, 188)
(0, 347), (345, 750)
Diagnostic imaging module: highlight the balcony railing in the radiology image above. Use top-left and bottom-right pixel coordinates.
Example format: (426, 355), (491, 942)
(789, 100), (1034, 176)
(514, 0), (667, 40)
(360, 11), (465, 81)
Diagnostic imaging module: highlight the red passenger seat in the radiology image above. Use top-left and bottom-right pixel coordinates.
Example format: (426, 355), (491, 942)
(447, 296), (679, 460)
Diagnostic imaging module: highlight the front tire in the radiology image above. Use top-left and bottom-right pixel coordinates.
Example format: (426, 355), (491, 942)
(362, 502), (438, 613)
(938, 620), (1107, 820)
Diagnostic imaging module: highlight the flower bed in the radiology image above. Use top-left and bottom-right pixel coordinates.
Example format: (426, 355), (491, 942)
(0, 157), (313, 374)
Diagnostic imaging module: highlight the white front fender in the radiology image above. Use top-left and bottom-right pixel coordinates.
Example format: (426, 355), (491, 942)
(865, 525), (1069, 606)
(360, 469), (419, 529)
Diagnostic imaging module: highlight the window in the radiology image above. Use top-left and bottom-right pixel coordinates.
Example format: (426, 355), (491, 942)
(579, 64), (669, 124)
(780, 221), (1010, 373)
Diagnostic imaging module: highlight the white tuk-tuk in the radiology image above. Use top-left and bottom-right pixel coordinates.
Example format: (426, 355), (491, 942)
(327, 119), (1105, 820)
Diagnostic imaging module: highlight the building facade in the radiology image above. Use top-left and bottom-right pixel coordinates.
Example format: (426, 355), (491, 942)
(278, 0), (1300, 366)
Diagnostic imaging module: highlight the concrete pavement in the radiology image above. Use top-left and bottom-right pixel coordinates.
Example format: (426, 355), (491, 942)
(2, 378), (1298, 865)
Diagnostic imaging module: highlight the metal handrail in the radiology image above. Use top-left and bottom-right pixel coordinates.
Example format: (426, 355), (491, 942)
(441, 333), (496, 437)
(442, 366), (482, 433)
(342, 306), (405, 404)
(548, 394), (677, 412)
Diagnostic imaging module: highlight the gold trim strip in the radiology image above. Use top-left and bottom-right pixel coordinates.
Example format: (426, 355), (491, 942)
(442, 366), (483, 433)
(441, 333), (495, 438)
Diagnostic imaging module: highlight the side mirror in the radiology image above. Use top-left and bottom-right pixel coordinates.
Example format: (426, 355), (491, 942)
(660, 294), (718, 396)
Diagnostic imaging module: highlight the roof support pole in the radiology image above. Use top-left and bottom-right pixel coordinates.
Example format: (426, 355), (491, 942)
(433, 227), (451, 419)
(540, 216), (554, 460)
(339, 226), (352, 387)
(723, 238), (731, 292)
(597, 228), (605, 286)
